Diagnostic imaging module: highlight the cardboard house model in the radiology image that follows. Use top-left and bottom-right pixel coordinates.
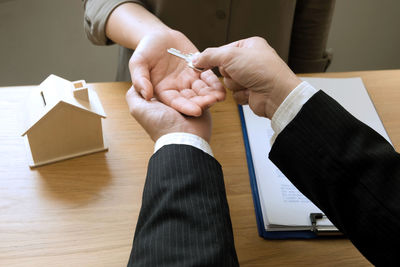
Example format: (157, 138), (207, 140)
(21, 74), (107, 167)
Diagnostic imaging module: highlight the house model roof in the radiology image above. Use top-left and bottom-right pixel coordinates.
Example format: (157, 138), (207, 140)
(21, 74), (106, 136)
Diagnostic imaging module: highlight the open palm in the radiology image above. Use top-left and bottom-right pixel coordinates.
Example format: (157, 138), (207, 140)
(129, 30), (225, 116)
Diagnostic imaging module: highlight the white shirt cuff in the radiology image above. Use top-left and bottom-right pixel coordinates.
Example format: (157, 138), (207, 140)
(154, 132), (213, 157)
(270, 81), (318, 144)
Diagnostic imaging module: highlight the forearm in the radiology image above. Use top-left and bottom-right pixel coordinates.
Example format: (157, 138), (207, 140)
(129, 144), (238, 266)
(270, 91), (400, 265)
(105, 2), (170, 49)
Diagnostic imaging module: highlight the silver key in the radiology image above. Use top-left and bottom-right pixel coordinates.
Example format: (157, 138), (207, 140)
(167, 48), (204, 72)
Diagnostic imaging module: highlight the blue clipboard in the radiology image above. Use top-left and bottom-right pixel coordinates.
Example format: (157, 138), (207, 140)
(238, 105), (318, 239)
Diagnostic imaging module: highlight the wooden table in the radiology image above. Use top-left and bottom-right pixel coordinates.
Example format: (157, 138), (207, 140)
(1, 70), (399, 266)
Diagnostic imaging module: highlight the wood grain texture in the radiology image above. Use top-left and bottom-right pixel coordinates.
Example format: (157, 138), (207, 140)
(2, 70), (398, 266)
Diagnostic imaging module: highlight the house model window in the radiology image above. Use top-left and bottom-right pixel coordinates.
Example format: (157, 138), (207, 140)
(21, 74), (108, 167)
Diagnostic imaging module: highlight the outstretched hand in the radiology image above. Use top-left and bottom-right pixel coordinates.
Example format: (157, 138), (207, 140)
(126, 87), (212, 143)
(129, 30), (225, 117)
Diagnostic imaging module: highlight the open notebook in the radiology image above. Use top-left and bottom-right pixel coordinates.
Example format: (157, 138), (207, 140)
(239, 77), (392, 239)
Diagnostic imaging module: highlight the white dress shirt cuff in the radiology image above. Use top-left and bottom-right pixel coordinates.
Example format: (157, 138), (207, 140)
(154, 132), (213, 157)
(270, 81), (318, 144)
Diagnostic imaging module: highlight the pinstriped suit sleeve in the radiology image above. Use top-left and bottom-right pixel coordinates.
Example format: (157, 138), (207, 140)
(269, 91), (400, 266)
(128, 144), (239, 267)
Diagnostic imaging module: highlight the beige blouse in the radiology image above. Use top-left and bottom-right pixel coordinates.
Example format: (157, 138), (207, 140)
(83, 0), (335, 80)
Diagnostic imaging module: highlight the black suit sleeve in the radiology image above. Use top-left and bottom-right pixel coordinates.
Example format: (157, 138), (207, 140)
(128, 144), (239, 267)
(269, 91), (400, 266)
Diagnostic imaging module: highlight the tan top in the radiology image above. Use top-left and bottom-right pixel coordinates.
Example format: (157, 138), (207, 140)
(83, 0), (336, 80)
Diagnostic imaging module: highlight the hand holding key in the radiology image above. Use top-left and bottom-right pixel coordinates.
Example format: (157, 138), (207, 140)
(129, 30), (225, 117)
(192, 37), (301, 119)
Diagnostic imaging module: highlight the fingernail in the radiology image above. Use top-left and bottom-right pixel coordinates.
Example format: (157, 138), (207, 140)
(191, 54), (199, 64)
(140, 90), (146, 99)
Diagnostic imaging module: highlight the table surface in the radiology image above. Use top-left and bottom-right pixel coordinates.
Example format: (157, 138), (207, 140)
(2, 70), (399, 266)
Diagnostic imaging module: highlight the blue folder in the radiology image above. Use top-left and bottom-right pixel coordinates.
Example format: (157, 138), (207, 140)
(238, 105), (319, 239)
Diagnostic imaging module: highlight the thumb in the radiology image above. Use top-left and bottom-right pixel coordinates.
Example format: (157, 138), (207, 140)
(126, 86), (170, 119)
(126, 86), (147, 117)
(130, 62), (154, 100)
(126, 86), (161, 122)
(192, 46), (237, 71)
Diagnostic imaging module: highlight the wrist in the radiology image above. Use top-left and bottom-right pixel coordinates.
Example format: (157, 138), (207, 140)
(130, 25), (172, 49)
(182, 127), (211, 144)
(149, 112), (212, 144)
(179, 110), (212, 143)
(264, 74), (302, 119)
(106, 2), (171, 49)
(133, 28), (185, 51)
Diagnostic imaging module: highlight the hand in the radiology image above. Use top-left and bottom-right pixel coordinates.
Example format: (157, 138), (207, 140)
(129, 30), (225, 117)
(126, 87), (212, 143)
(192, 37), (302, 119)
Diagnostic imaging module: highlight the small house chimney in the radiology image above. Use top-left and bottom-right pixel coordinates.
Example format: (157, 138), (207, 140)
(73, 80), (89, 101)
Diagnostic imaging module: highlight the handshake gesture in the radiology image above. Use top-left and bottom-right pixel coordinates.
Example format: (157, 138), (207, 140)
(126, 34), (301, 142)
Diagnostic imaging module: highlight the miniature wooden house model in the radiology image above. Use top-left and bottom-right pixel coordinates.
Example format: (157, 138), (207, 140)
(21, 74), (107, 167)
